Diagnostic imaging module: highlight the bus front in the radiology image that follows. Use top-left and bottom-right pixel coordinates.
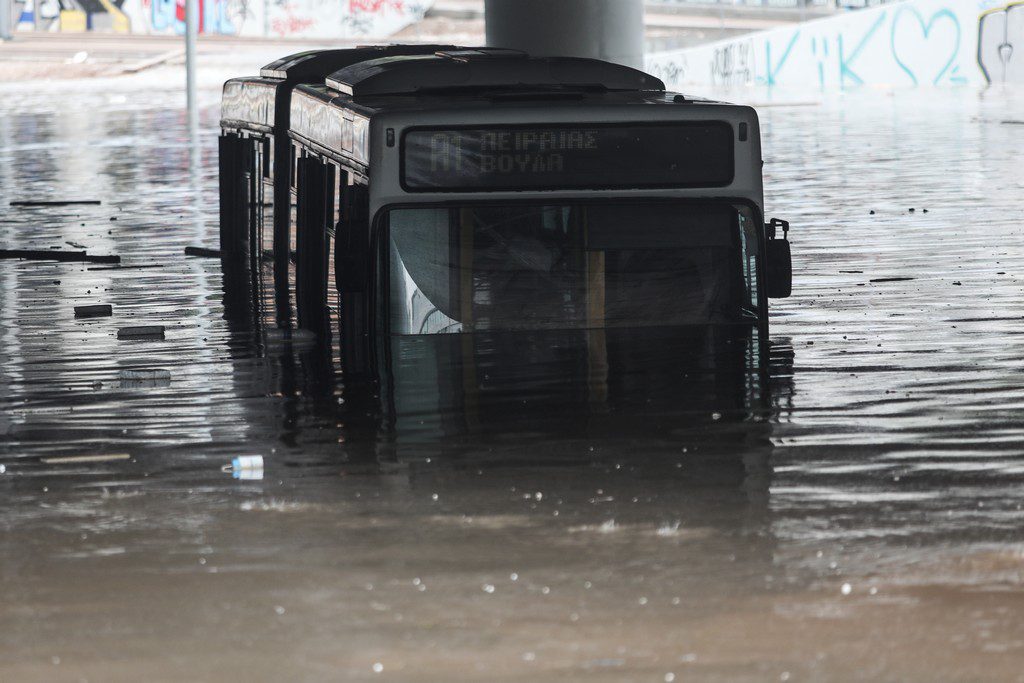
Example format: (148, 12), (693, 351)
(369, 103), (790, 347)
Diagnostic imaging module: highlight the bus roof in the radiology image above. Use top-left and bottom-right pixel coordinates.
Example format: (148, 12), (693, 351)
(221, 45), (462, 131)
(324, 51), (665, 97)
(258, 45), (461, 83)
(223, 46), (677, 132)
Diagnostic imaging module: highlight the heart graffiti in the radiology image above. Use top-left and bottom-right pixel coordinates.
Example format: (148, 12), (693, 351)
(890, 6), (962, 85)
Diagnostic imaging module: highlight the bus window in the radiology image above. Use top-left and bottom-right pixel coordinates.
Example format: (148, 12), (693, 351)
(387, 202), (760, 335)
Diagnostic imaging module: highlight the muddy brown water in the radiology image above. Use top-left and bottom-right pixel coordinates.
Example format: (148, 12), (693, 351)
(2, 84), (1024, 682)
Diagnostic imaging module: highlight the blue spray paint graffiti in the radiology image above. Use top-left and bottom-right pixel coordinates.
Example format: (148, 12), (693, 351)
(891, 6), (962, 84)
(839, 12), (887, 86)
(811, 36), (830, 89)
(764, 31), (800, 86)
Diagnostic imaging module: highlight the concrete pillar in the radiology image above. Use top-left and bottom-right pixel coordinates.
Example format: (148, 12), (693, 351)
(485, 0), (644, 69)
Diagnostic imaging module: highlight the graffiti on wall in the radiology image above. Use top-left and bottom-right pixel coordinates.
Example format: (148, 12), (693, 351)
(125, 0), (432, 36)
(646, 0), (1014, 88)
(16, 0), (432, 36)
(979, 1), (1023, 82)
(15, 0), (64, 31)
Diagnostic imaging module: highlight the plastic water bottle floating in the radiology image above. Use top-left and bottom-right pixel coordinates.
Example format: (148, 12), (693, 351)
(222, 455), (264, 480)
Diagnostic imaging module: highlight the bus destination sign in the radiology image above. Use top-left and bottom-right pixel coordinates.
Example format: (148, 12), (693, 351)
(401, 123), (734, 191)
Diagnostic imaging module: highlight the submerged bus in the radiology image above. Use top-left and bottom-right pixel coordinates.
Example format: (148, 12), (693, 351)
(220, 47), (791, 374)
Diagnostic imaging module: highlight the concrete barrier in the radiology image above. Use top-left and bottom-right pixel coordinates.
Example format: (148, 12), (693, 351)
(646, 0), (1022, 88)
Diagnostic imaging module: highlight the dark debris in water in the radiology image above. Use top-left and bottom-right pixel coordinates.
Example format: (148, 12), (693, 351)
(0, 249), (119, 264)
(117, 325), (166, 339)
(87, 264), (163, 271)
(9, 199), (101, 206)
(184, 246), (221, 258)
(74, 304), (112, 318)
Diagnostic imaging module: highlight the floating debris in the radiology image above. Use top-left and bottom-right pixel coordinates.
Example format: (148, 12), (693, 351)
(184, 246), (221, 258)
(118, 368), (171, 381)
(224, 455), (264, 480)
(117, 325), (165, 339)
(87, 264), (163, 271)
(9, 200), (101, 206)
(0, 249), (120, 264)
(74, 304), (113, 318)
(40, 454), (131, 464)
(232, 455), (264, 470)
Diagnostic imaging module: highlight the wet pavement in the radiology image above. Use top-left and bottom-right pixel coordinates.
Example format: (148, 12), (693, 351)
(2, 79), (1024, 682)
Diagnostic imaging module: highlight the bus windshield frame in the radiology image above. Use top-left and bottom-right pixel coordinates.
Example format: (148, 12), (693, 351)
(374, 198), (766, 337)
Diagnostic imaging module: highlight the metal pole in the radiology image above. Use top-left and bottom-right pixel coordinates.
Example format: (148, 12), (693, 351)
(0, 0), (12, 41)
(185, 0), (199, 140)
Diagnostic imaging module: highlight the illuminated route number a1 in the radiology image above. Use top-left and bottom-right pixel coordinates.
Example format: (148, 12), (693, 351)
(430, 132), (463, 172)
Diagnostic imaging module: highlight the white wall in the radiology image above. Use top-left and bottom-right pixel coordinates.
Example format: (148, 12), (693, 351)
(646, 0), (1020, 89)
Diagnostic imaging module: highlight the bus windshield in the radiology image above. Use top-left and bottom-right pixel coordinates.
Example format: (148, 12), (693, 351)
(386, 201), (760, 335)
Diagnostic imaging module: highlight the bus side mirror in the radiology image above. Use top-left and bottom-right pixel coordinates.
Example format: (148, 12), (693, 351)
(765, 218), (792, 299)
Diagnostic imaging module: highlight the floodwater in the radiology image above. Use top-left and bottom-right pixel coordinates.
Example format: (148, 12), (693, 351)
(2, 78), (1024, 682)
